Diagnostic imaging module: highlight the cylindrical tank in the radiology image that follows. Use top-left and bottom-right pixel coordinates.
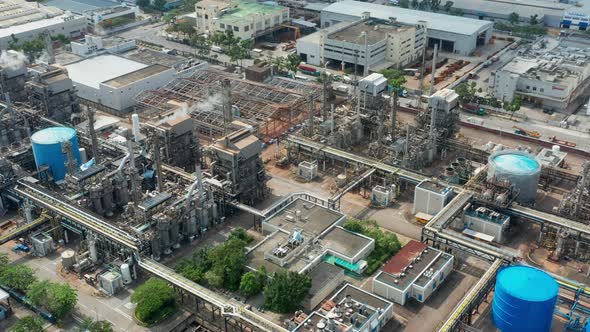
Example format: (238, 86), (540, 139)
(336, 174), (347, 187)
(31, 127), (81, 181)
(493, 266), (558, 332)
(120, 263), (132, 284)
(488, 150), (541, 203)
(61, 249), (76, 270)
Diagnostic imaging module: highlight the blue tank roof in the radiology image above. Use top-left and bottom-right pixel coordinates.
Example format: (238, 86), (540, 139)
(31, 127), (76, 145)
(492, 153), (539, 175)
(497, 265), (558, 302)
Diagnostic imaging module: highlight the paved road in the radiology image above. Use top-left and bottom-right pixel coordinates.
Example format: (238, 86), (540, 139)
(0, 246), (144, 332)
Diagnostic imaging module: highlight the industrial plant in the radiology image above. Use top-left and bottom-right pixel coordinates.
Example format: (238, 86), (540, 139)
(1, 0), (590, 331)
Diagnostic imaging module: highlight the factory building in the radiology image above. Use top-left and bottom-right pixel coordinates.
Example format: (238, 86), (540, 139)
(0, 0), (87, 49)
(70, 35), (137, 57)
(249, 195), (374, 276)
(448, 0), (570, 27)
(492, 39), (590, 112)
(297, 15), (425, 71)
(454, 205), (510, 243)
(293, 283), (394, 332)
(44, 0), (142, 35)
(26, 64), (80, 124)
(0, 51), (28, 103)
(561, 7), (590, 30)
(65, 54), (176, 113)
(194, 0), (289, 40)
(320, 0), (493, 56)
(208, 128), (268, 204)
(372, 240), (454, 305)
(413, 180), (453, 215)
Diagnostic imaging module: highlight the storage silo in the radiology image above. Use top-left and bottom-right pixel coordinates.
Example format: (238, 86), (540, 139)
(31, 127), (81, 181)
(492, 265), (558, 332)
(487, 150), (541, 203)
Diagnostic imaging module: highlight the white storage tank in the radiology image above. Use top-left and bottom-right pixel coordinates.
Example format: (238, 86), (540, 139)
(488, 150), (541, 203)
(121, 263), (132, 284)
(61, 249), (76, 270)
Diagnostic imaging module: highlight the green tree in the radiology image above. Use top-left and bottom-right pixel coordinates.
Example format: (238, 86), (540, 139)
(285, 53), (302, 74)
(380, 68), (407, 91)
(411, 0), (418, 8)
(206, 238), (247, 290)
(443, 0), (453, 12)
(136, 0), (150, 8)
(343, 219), (402, 275)
(239, 267), (267, 297)
(0, 253), (9, 272)
(10, 315), (44, 332)
(153, 0), (167, 11)
(190, 34), (212, 57)
(8, 36), (45, 62)
(131, 278), (176, 325)
(177, 21), (196, 38)
(418, 0), (429, 9)
(504, 96), (521, 119)
(509, 12), (520, 25)
(530, 14), (539, 25)
(176, 247), (212, 283)
(399, 0), (409, 7)
(0, 264), (36, 292)
(455, 81), (477, 104)
(163, 9), (178, 24)
(28, 280), (78, 320)
(264, 270), (311, 313)
(77, 317), (114, 332)
(228, 228), (254, 244)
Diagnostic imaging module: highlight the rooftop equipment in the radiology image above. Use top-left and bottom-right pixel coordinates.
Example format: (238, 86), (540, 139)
(492, 265), (558, 332)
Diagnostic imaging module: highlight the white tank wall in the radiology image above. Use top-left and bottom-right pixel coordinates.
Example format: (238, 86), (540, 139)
(488, 150), (541, 203)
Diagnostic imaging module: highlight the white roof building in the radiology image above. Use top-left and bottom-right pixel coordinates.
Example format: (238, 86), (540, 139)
(321, 0), (493, 55)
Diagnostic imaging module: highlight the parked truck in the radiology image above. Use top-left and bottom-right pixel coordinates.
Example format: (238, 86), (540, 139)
(461, 103), (487, 116)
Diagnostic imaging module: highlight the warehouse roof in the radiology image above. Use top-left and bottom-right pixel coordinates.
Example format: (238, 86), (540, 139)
(65, 54), (147, 89)
(0, 13), (83, 39)
(450, 0), (565, 18)
(45, 0), (121, 14)
(322, 0), (492, 36)
(103, 64), (171, 88)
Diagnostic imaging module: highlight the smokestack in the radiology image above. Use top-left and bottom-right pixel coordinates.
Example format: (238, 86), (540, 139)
(195, 165), (203, 195)
(43, 31), (55, 65)
(429, 44), (438, 96)
(222, 79), (232, 134)
(153, 134), (163, 192)
(307, 95), (314, 138)
(88, 107), (100, 164)
(131, 114), (141, 142)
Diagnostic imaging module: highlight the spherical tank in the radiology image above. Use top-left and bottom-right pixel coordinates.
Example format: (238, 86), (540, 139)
(31, 127), (81, 181)
(487, 150), (541, 203)
(492, 266), (558, 332)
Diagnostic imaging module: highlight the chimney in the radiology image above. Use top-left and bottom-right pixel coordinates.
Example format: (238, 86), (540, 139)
(222, 78), (232, 134)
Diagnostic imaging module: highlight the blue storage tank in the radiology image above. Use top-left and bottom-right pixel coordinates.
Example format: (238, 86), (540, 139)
(493, 265), (558, 332)
(31, 127), (81, 181)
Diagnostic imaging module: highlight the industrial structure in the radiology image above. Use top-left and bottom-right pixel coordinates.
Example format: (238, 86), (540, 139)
(320, 0), (493, 55)
(297, 15), (426, 71)
(3, 5), (590, 332)
(194, 0), (290, 40)
(492, 38), (590, 111)
(0, 0), (86, 49)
